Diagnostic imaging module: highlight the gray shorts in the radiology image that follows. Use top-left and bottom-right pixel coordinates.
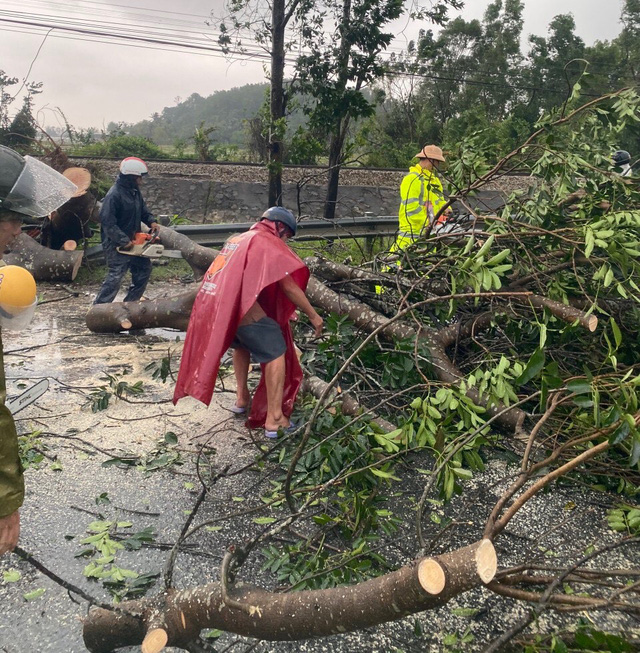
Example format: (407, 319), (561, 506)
(231, 316), (286, 363)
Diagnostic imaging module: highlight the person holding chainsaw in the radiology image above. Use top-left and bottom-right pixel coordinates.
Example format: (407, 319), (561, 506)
(0, 145), (77, 555)
(93, 157), (159, 304)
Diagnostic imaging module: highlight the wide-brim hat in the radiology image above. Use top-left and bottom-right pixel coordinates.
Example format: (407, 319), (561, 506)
(62, 167), (91, 197)
(415, 145), (446, 162)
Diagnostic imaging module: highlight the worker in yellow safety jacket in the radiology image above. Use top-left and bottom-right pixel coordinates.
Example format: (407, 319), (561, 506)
(393, 144), (451, 252)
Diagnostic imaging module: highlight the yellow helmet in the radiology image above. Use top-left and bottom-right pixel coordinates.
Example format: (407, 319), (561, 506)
(0, 265), (37, 330)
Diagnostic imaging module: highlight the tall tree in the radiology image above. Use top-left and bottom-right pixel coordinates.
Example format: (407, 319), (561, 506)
(217, 0), (313, 206)
(619, 0), (640, 82)
(296, 0), (461, 219)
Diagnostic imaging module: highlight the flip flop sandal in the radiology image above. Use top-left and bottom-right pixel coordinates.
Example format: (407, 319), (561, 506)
(230, 405), (247, 415)
(264, 422), (299, 439)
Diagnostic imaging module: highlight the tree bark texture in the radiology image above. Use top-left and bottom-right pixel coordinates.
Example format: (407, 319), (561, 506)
(44, 193), (98, 250)
(307, 257), (598, 332)
(155, 225), (217, 279)
(83, 539), (496, 652)
(85, 290), (197, 333)
(268, 0), (286, 207)
(5, 233), (84, 282)
(301, 374), (396, 432)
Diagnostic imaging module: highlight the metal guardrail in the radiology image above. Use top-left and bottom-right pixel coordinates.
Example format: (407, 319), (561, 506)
(172, 216), (399, 246)
(84, 215), (399, 260)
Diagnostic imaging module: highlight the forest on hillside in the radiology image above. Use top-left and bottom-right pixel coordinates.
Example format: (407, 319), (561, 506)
(2, 1), (639, 169)
(75, 1), (640, 167)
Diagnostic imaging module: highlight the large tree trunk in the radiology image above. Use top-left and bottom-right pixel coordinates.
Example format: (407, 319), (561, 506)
(5, 233), (84, 282)
(324, 128), (345, 220)
(301, 374), (395, 432)
(85, 290), (197, 333)
(45, 194), (97, 249)
(83, 539), (496, 652)
(155, 225), (216, 279)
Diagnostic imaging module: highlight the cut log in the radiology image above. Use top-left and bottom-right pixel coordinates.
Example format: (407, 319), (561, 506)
(85, 289), (197, 333)
(43, 168), (97, 250)
(141, 629), (168, 653)
(5, 233), (84, 282)
(82, 539), (496, 652)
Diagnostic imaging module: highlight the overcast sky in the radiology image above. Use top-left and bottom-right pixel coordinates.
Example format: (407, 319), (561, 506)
(0, 0), (627, 130)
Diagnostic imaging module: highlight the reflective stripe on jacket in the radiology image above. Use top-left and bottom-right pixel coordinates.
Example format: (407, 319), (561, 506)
(0, 332), (24, 519)
(393, 164), (447, 251)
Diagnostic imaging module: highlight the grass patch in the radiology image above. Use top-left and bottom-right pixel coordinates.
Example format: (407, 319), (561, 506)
(75, 258), (193, 286)
(291, 235), (394, 265)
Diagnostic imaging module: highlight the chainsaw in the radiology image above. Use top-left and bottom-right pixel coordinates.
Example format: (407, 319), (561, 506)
(117, 232), (165, 258)
(6, 378), (49, 415)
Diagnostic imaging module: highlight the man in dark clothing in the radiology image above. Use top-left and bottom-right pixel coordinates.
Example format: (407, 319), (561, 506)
(94, 157), (159, 304)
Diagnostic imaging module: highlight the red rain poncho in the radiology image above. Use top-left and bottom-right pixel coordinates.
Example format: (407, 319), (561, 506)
(173, 220), (309, 428)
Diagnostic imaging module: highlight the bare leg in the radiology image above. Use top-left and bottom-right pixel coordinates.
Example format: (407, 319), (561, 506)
(232, 348), (251, 409)
(263, 353), (289, 431)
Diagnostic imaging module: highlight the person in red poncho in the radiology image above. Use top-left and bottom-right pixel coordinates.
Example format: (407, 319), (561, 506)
(173, 207), (323, 438)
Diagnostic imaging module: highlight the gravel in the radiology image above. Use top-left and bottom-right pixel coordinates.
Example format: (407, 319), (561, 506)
(0, 282), (636, 653)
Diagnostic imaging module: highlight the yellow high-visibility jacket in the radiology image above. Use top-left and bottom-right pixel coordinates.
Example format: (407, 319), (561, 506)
(393, 164), (447, 252)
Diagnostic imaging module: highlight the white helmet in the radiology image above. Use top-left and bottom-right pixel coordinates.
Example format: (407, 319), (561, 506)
(119, 157), (148, 177)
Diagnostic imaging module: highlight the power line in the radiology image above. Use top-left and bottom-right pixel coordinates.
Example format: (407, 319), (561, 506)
(0, 15), (275, 62)
(0, 10), (626, 103)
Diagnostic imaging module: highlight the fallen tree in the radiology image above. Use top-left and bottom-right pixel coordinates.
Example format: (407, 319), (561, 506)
(41, 167), (97, 250)
(74, 90), (640, 651)
(83, 540), (497, 651)
(5, 233), (84, 281)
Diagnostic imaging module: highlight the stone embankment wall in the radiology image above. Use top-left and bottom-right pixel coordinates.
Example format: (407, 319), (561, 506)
(72, 158), (529, 223)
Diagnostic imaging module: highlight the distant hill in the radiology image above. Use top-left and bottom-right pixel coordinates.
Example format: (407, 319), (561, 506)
(121, 83), (270, 146)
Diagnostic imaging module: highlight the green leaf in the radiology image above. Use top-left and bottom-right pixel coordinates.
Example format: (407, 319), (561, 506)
(202, 629), (223, 640)
(585, 227), (595, 258)
(475, 235), (494, 258)
(3, 569), (21, 583)
(253, 517), (277, 525)
(610, 318), (622, 348)
(164, 432), (178, 445)
(630, 434), (640, 467)
(370, 467), (400, 481)
(516, 349), (545, 386)
(539, 323), (547, 349)
(486, 248), (510, 266)
(23, 588), (46, 601)
(609, 420), (631, 446)
(567, 379), (591, 395)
